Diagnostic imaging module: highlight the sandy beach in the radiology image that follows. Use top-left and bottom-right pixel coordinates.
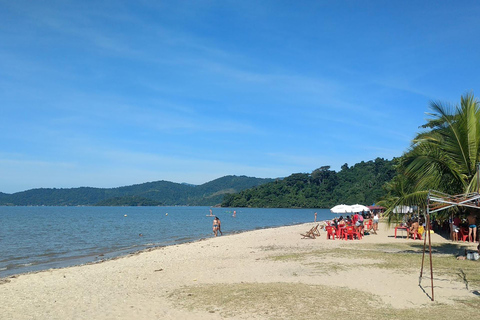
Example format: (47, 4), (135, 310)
(1, 221), (479, 319)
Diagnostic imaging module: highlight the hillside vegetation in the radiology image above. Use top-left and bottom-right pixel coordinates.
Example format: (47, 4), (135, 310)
(221, 158), (395, 208)
(1, 158), (395, 208)
(0, 176), (273, 206)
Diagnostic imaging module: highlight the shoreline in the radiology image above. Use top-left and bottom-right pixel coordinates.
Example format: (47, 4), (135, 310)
(1, 221), (314, 280)
(2, 221), (479, 319)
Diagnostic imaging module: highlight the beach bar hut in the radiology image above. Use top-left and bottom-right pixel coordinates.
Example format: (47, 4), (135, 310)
(421, 190), (480, 301)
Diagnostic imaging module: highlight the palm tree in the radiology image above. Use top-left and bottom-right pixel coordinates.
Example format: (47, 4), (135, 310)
(383, 93), (480, 219)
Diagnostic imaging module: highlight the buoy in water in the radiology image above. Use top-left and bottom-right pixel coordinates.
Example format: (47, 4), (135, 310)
(166, 213), (168, 216)
(124, 214), (127, 217)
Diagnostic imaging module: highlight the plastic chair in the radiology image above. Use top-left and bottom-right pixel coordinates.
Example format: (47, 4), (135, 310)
(412, 230), (422, 240)
(364, 221), (372, 231)
(343, 226), (356, 240)
(337, 226), (345, 239)
(326, 226), (336, 240)
(459, 228), (469, 242)
(355, 226), (363, 240)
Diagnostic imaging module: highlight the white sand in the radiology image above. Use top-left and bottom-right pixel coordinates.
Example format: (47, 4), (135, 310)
(1, 222), (478, 319)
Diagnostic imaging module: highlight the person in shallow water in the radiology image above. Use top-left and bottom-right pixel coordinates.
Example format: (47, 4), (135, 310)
(217, 217), (223, 235)
(212, 217), (223, 236)
(213, 217), (219, 236)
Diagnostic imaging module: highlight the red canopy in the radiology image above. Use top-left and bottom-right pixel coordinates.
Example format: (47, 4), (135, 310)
(367, 206), (385, 211)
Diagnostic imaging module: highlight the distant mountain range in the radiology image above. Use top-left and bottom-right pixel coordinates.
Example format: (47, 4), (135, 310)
(0, 176), (274, 206)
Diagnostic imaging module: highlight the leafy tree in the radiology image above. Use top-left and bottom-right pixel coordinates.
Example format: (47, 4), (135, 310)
(381, 93), (480, 218)
(221, 158), (395, 208)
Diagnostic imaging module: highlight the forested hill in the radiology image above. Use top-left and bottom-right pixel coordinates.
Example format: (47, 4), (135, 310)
(221, 158), (396, 208)
(0, 176), (274, 206)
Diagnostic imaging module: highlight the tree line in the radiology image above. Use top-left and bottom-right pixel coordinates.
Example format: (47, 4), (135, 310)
(221, 158), (396, 208)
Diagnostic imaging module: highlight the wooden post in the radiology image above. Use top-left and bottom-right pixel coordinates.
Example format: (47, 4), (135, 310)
(420, 193), (434, 301)
(420, 207), (428, 284)
(427, 212), (434, 301)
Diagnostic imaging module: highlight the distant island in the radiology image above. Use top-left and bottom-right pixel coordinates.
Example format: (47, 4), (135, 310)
(0, 158), (395, 207)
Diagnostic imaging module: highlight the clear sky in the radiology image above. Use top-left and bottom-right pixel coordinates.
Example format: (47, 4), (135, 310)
(1, 1), (479, 193)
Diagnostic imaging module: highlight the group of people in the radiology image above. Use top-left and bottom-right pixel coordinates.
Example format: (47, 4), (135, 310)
(404, 212), (479, 242)
(404, 217), (424, 239)
(450, 212), (477, 242)
(329, 211), (380, 237)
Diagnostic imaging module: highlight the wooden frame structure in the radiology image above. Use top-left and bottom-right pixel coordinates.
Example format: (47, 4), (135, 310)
(421, 190), (480, 301)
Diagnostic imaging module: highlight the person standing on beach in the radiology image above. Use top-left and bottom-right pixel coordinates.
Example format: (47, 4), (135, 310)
(373, 213), (379, 232)
(352, 212), (358, 229)
(355, 212), (364, 236)
(467, 212), (477, 242)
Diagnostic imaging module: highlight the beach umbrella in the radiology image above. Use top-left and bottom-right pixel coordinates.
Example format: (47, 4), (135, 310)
(330, 204), (352, 213)
(350, 204), (370, 212)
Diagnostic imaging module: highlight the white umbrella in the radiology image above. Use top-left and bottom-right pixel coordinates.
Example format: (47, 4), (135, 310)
(350, 204), (370, 213)
(330, 204), (351, 213)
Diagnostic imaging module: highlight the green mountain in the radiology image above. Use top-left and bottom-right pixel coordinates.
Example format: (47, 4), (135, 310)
(221, 158), (396, 208)
(0, 176), (274, 206)
(0, 158), (396, 208)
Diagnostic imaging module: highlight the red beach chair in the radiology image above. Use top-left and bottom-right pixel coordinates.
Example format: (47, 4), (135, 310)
(364, 220), (372, 233)
(410, 230), (422, 240)
(459, 228), (469, 242)
(337, 226), (345, 239)
(343, 226), (356, 240)
(326, 226), (336, 240)
(356, 227), (363, 240)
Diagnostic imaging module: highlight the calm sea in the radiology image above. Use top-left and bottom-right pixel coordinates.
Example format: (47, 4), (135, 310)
(0, 206), (335, 278)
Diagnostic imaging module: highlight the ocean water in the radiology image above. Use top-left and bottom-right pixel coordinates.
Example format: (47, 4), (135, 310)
(0, 206), (335, 278)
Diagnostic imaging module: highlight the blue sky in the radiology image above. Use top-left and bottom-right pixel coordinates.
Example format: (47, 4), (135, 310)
(1, 0), (479, 193)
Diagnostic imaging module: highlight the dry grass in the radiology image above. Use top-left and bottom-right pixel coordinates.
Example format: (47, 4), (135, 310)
(169, 282), (480, 320)
(169, 283), (381, 319)
(268, 242), (480, 283)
